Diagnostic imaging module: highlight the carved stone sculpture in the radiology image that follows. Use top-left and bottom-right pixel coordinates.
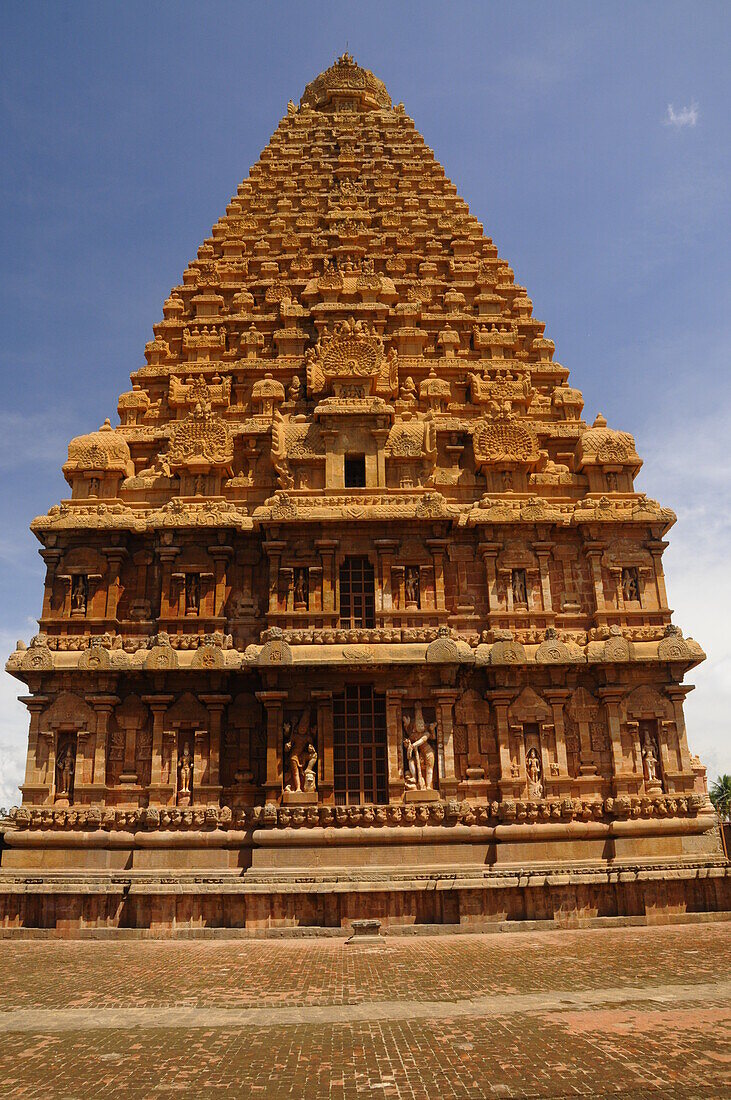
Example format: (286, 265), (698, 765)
(526, 747), (543, 799)
(177, 743), (193, 804)
(402, 704), (436, 791)
(55, 742), (75, 800)
(284, 712), (318, 793)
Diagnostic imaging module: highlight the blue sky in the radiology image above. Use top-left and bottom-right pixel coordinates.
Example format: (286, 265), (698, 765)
(0, 0), (729, 803)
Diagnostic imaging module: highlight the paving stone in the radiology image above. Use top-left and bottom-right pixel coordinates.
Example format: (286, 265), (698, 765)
(0, 923), (729, 1097)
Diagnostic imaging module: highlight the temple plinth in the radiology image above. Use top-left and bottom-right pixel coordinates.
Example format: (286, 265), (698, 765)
(2, 54), (728, 932)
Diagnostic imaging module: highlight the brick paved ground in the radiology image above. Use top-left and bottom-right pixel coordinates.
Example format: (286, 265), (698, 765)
(0, 923), (729, 1098)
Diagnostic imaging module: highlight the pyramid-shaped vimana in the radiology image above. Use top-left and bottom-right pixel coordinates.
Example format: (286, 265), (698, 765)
(4, 55), (726, 934)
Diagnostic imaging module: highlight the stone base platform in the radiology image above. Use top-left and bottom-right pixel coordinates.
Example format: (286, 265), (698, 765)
(2, 811), (728, 935)
(1, 861), (728, 936)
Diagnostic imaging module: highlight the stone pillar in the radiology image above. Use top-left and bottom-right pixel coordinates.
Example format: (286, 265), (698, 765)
(44, 731), (57, 803)
(585, 542), (606, 613)
(19, 695), (49, 800)
(374, 539), (399, 613)
(544, 688), (571, 792)
(372, 428), (389, 487)
(193, 729), (206, 803)
(102, 547), (127, 622)
(315, 540), (338, 615)
(311, 690), (333, 802)
(478, 542), (501, 617)
(598, 687), (629, 795)
(433, 689), (460, 798)
(39, 550), (62, 621)
(532, 542), (554, 614)
(385, 689), (407, 802)
(157, 547), (180, 620)
(144, 694), (174, 804)
(256, 690), (288, 802)
(664, 684), (694, 775)
(426, 539), (448, 612)
(391, 564), (405, 612)
(209, 545), (233, 618)
(263, 540), (285, 614)
(487, 690), (516, 796)
(87, 695), (118, 799)
(648, 539), (670, 610)
(201, 694), (230, 800)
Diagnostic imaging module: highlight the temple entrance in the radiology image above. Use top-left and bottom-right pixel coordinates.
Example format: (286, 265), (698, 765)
(333, 685), (388, 805)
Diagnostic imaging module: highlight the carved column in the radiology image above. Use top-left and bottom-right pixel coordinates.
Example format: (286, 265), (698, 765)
(385, 688), (407, 802)
(585, 541), (606, 614)
(263, 540), (285, 614)
(544, 689), (571, 794)
(208, 544), (233, 618)
(144, 694), (174, 804)
(193, 729), (206, 803)
(102, 547), (127, 622)
(87, 694), (118, 799)
(315, 539), (338, 615)
(39, 551), (62, 620)
(426, 539), (448, 612)
(479, 542), (501, 617)
(19, 695), (49, 799)
(648, 539), (670, 610)
(157, 546), (180, 620)
(44, 730), (57, 803)
(598, 687), (629, 795)
(256, 690), (288, 802)
(532, 542), (554, 615)
(311, 690), (333, 803)
(433, 688), (460, 798)
(487, 690), (515, 796)
(374, 538), (399, 613)
(372, 428), (389, 487)
(665, 684), (694, 775)
(201, 694), (230, 802)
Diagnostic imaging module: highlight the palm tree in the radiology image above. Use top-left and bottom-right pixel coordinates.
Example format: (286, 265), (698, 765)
(709, 775), (731, 821)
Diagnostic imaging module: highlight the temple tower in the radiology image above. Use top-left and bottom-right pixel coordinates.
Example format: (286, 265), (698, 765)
(2, 55), (727, 931)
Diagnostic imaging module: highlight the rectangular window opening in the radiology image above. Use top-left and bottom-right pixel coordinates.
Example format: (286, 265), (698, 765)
(344, 453), (366, 488)
(339, 556), (375, 629)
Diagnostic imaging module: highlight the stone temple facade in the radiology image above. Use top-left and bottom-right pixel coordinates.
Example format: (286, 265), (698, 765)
(2, 55), (728, 932)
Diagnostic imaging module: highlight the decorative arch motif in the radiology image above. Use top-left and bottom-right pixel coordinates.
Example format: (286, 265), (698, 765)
(42, 692), (95, 731)
(509, 686), (551, 726)
(166, 691), (208, 728)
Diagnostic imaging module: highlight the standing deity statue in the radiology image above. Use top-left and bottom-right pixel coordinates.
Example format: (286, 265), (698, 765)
(404, 567), (419, 606)
(284, 711), (318, 793)
(71, 575), (87, 614)
(526, 747), (543, 798)
(402, 704), (437, 791)
(512, 570), (528, 606)
(642, 735), (660, 785)
(294, 568), (308, 609)
(178, 743), (193, 798)
(55, 742), (75, 799)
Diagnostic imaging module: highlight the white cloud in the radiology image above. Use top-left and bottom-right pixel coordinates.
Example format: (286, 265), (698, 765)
(664, 102), (699, 128)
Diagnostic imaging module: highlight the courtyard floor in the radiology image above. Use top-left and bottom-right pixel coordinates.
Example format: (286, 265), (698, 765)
(0, 922), (729, 1098)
